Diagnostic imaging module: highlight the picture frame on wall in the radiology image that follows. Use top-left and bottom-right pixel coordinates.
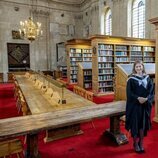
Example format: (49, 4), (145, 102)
(12, 30), (24, 40)
(7, 43), (30, 71)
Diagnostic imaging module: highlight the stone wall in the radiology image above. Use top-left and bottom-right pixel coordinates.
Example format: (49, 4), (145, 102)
(0, 0), (158, 73)
(98, 0), (158, 38)
(0, 0), (82, 72)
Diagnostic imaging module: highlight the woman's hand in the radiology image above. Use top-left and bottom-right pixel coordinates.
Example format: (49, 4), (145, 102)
(137, 97), (148, 104)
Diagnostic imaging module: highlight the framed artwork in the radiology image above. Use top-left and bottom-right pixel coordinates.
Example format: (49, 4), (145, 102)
(7, 43), (30, 71)
(56, 42), (66, 67)
(12, 30), (24, 39)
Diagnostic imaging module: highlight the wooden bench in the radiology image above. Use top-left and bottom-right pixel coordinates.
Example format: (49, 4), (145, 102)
(0, 101), (127, 158)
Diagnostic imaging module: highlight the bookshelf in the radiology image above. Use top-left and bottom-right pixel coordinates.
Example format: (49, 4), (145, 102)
(60, 66), (67, 78)
(90, 35), (155, 95)
(66, 39), (92, 84)
(78, 62), (92, 89)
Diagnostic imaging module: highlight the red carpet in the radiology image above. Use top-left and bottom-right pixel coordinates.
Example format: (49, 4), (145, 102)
(0, 83), (20, 119)
(0, 83), (158, 158)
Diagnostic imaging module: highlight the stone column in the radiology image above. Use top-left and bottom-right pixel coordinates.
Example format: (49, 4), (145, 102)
(149, 17), (158, 122)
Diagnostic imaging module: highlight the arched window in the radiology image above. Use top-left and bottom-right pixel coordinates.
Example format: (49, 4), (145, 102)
(132, 0), (145, 38)
(104, 9), (112, 35)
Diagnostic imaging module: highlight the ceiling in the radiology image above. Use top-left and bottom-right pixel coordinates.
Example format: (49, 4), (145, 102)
(50, 0), (87, 5)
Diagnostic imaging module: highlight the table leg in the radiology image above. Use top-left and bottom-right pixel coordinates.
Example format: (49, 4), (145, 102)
(104, 115), (128, 145)
(25, 133), (40, 158)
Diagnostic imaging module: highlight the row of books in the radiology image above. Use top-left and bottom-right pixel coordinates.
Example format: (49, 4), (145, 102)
(70, 58), (82, 61)
(70, 70), (77, 74)
(98, 75), (113, 81)
(98, 44), (113, 50)
(84, 83), (92, 89)
(98, 63), (113, 68)
(115, 52), (127, 56)
(98, 57), (113, 62)
(70, 79), (77, 83)
(115, 57), (129, 62)
(98, 50), (113, 56)
(70, 48), (92, 53)
(84, 71), (92, 75)
(99, 81), (113, 87)
(82, 54), (92, 57)
(83, 58), (92, 61)
(99, 69), (113, 74)
(84, 76), (92, 81)
(99, 87), (113, 92)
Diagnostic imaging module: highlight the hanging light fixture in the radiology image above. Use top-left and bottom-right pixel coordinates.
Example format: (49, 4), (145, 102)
(19, 0), (43, 42)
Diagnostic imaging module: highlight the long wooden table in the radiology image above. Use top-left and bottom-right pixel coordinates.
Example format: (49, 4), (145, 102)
(16, 75), (95, 113)
(15, 75), (96, 142)
(0, 101), (127, 158)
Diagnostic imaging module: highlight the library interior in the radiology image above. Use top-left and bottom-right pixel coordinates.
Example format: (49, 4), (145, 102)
(0, 0), (158, 158)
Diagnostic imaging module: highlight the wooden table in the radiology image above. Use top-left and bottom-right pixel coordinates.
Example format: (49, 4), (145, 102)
(15, 75), (95, 142)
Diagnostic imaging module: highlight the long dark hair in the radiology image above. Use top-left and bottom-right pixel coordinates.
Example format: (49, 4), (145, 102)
(131, 60), (146, 75)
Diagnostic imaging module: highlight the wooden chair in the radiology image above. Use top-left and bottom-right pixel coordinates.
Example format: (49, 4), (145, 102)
(37, 81), (43, 89)
(85, 91), (93, 101)
(43, 88), (54, 103)
(14, 80), (19, 99)
(41, 85), (47, 93)
(24, 72), (30, 78)
(73, 85), (78, 94)
(78, 87), (86, 97)
(51, 91), (61, 104)
(20, 95), (29, 116)
(29, 74), (36, 83)
(0, 139), (23, 158)
(16, 90), (22, 113)
(34, 79), (40, 87)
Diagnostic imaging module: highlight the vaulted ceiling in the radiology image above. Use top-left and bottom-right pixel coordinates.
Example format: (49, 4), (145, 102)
(50, 0), (87, 5)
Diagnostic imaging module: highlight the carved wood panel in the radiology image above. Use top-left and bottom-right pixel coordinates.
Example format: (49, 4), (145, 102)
(7, 43), (30, 71)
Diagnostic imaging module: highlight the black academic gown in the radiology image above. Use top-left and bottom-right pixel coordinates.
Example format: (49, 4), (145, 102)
(125, 74), (154, 137)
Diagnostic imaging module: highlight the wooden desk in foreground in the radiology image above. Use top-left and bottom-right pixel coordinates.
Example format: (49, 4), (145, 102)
(0, 101), (127, 158)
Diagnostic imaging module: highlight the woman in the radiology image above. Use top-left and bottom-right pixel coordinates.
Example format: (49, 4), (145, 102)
(125, 60), (154, 153)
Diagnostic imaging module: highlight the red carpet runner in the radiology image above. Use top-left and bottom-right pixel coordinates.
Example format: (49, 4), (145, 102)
(0, 83), (158, 158)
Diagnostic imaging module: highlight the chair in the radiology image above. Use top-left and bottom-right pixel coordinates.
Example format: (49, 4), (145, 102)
(0, 139), (23, 158)
(45, 88), (53, 97)
(25, 72), (30, 78)
(51, 91), (61, 104)
(34, 79), (40, 87)
(37, 81), (43, 89)
(85, 91), (93, 101)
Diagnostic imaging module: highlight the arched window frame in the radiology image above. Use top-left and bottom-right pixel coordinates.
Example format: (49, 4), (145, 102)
(132, 0), (145, 38)
(104, 9), (112, 35)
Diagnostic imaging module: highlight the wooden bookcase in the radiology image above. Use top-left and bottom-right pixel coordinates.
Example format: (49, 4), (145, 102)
(90, 35), (155, 94)
(78, 62), (92, 89)
(115, 63), (155, 101)
(66, 39), (92, 84)
(60, 66), (67, 78)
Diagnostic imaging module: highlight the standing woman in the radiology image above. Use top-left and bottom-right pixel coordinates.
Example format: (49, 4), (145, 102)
(125, 60), (154, 153)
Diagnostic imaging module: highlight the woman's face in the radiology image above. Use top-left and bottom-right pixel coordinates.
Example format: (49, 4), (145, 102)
(135, 63), (143, 74)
